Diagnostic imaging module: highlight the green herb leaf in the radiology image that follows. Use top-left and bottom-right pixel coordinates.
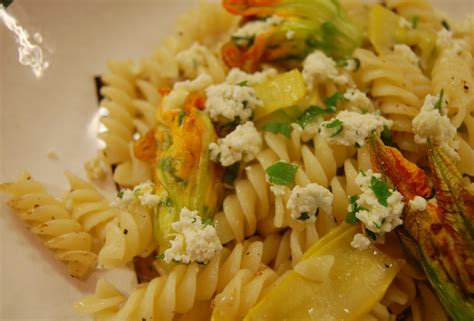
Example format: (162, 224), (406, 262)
(297, 212), (310, 221)
(433, 89), (444, 111)
(345, 195), (361, 224)
(297, 105), (335, 128)
(323, 119), (343, 137)
(410, 16), (419, 29)
(178, 111), (186, 126)
(237, 80), (248, 87)
(157, 253), (165, 260)
(265, 161), (299, 186)
(232, 35), (256, 48)
(335, 58), (348, 68)
(441, 20), (450, 30)
(381, 125), (394, 147)
(223, 162), (241, 187)
(264, 122), (292, 138)
(202, 217), (213, 226)
(370, 176), (392, 207)
(117, 191), (124, 199)
(324, 92), (346, 109)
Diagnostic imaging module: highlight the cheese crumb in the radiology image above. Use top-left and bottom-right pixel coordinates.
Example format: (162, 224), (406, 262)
(225, 67), (277, 86)
(436, 28), (469, 56)
(343, 89), (374, 112)
(302, 50), (349, 89)
(209, 121), (263, 167)
(287, 183), (333, 223)
(113, 181), (161, 209)
(353, 170), (404, 237)
(163, 73), (213, 112)
(84, 153), (109, 181)
(176, 43), (216, 79)
(412, 94), (459, 161)
(393, 44), (419, 65)
(409, 196), (427, 212)
(351, 233), (371, 250)
(205, 83), (262, 123)
(163, 207), (222, 264)
(320, 111), (392, 147)
(232, 15), (284, 47)
(270, 185), (288, 197)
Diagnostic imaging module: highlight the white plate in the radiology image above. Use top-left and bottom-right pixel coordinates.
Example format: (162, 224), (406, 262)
(0, 0), (472, 320)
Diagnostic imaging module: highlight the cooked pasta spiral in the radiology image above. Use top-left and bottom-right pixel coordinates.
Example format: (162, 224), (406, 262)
(99, 60), (139, 165)
(0, 172), (97, 278)
(384, 0), (440, 29)
(112, 143), (152, 188)
(64, 171), (120, 242)
(212, 268), (278, 321)
(354, 48), (431, 157)
(98, 202), (156, 268)
(77, 238), (276, 321)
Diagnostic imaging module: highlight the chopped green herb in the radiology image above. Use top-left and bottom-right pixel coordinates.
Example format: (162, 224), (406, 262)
(370, 176), (392, 207)
(345, 195), (362, 224)
(1, 0), (13, 8)
(354, 142), (361, 149)
(202, 217), (213, 226)
(133, 188), (141, 196)
(192, 217), (197, 223)
(162, 198), (173, 207)
(237, 80), (248, 87)
(223, 162), (241, 187)
(297, 212), (310, 221)
(324, 92), (346, 109)
(160, 157), (175, 173)
(336, 57), (361, 71)
(366, 230), (377, 240)
(410, 16), (419, 29)
(321, 21), (337, 35)
(264, 122), (292, 138)
(157, 253), (165, 260)
(117, 191), (124, 199)
(178, 111), (186, 126)
(232, 35), (256, 48)
(265, 161), (299, 186)
(373, 220), (382, 229)
(381, 125), (394, 147)
(441, 20), (450, 30)
(433, 89), (444, 111)
(297, 105), (335, 128)
(323, 119), (343, 137)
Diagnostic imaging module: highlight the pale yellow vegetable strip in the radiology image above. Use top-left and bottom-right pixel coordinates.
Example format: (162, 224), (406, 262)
(244, 225), (401, 321)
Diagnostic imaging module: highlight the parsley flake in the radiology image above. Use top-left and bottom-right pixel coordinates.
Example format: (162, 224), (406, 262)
(223, 162), (241, 187)
(324, 92), (346, 109)
(264, 122), (292, 138)
(370, 176), (392, 207)
(381, 125), (394, 147)
(433, 89), (444, 111)
(117, 191), (124, 199)
(178, 111), (186, 126)
(411, 16), (419, 29)
(297, 105), (335, 128)
(237, 80), (248, 87)
(265, 161), (299, 186)
(202, 217), (213, 226)
(366, 230), (377, 240)
(323, 119), (343, 137)
(345, 195), (362, 224)
(441, 20), (450, 30)
(297, 212), (310, 221)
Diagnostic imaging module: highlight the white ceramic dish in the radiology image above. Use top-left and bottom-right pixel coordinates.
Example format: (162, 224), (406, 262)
(0, 0), (472, 320)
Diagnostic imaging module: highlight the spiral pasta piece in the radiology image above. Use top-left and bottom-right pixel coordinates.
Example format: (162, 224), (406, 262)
(384, 0), (440, 29)
(98, 60), (139, 165)
(112, 143), (152, 188)
(354, 48), (431, 156)
(98, 202), (156, 269)
(0, 172), (97, 278)
(64, 171), (120, 242)
(212, 268), (278, 321)
(77, 238), (276, 321)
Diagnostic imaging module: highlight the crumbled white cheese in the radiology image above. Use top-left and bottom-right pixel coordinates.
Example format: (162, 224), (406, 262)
(393, 44), (419, 65)
(176, 43), (216, 79)
(225, 67), (277, 86)
(409, 196), (427, 212)
(112, 181), (161, 209)
(287, 183), (333, 223)
(399, 17), (413, 29)
(84, 153), (109, 181)
(343, 58), (359, 72)
(302, 50), (350, 89)
(319, 111), (392, 147)
(286, 30), (295, 39)
(162, 73), (213, 112)
(436, 28), (469, 56)
(270, 185), (288, 197)
(205, 83), (262, 123)
(343, 89), (374, 112)
(163, 207), (222, 264)
(209, 121), (263, 167)
(351, 233), (371, 251)
(353, 170), (404, 236)
(412, 94), (459, 161)
(232, 15), (284, 47)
